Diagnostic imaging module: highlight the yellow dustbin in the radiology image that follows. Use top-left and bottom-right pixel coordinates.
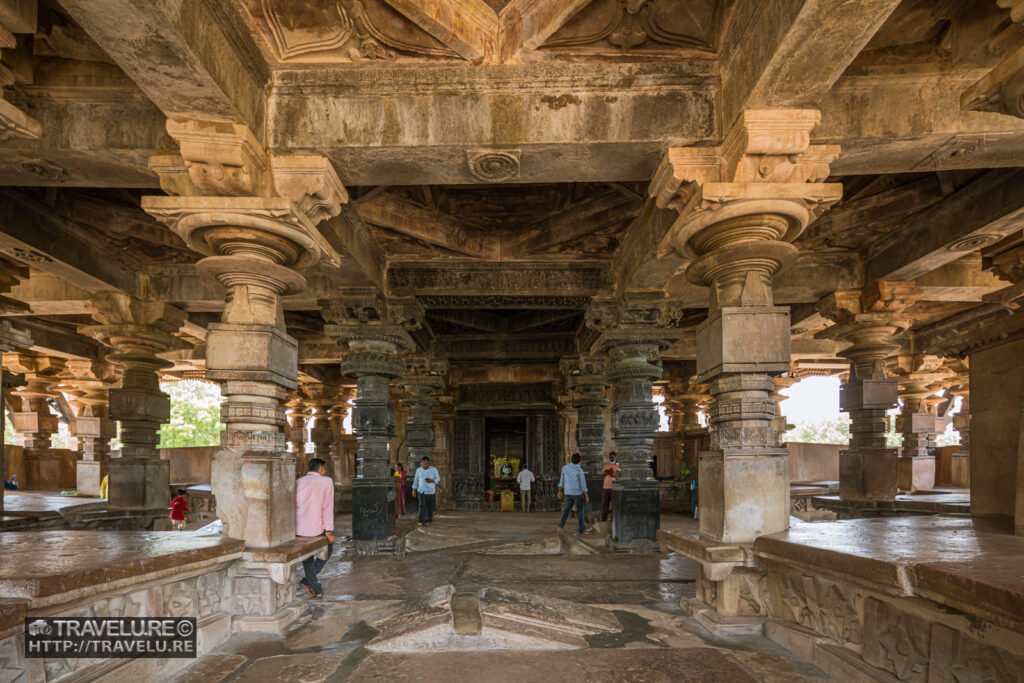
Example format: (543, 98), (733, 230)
(500, 489), (514, 511)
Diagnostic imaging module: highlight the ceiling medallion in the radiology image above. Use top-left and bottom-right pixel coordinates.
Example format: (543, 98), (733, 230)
(467, 150), (520, 183)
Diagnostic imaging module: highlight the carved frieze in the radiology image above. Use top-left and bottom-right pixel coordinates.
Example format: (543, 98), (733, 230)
(457, 382), (554, 407)
(388, 263), (611, 297)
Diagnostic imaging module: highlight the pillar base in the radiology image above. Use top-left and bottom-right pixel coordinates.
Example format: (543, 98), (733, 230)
(76, 459), (107, 497)
(352, 481), (395, 541)
(840, 447), (897, 501)
(610, 486), (659, 550)
(24, 452), (62, 490)
(698, 448), (789, 543)
(898, 455), (936, 492)
(108, 457), (170, 510)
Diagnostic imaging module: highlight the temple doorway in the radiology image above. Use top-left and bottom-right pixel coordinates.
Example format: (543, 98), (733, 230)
(484, 416), (526, 501)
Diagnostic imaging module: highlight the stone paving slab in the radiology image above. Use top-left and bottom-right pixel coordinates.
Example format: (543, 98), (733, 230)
(348, 647), (757, 682)
(1, 491), (100, 515)
(0, 531), (245, 599)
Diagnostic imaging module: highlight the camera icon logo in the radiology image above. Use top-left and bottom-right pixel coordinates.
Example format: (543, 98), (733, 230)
(28, 620), (52, 636)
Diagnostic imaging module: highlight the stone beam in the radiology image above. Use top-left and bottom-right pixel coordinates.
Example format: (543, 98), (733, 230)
(865, 168), (1024, 283)
(718, 0), (901, 128)
(57, 0), (268, 138)
(355, 194), (498, 258)
(820, 63), (1024, 176)
(508, 191), (640, 257)
(612, 197), (680, 296)
(316, 207), (387, 292)
(0, 189), (141, 293)
(497, 0), (591, 64)
(382, 0), (497, 62)
(13, 317), (105, 361)
(387, 262), (612, 300)
(0, 59), (168, 188)
(268, 62), (715, 185)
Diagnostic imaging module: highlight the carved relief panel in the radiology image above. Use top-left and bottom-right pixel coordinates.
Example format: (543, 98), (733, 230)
(246, 0), (463, 63)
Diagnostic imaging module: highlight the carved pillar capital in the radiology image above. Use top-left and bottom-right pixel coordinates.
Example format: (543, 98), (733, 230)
(3, 354), (65, 451)
(816, 282), (921, 381)
(0, 16), (42, 141)
(650, 109), (842, 310)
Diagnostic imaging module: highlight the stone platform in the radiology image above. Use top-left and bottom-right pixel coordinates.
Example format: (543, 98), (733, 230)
(811, 488), (971, 518)
(0, 490), (167, 531)
(748, 515), (1024, 680)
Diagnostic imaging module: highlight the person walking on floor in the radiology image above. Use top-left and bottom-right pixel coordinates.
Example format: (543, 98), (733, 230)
(169, 488), (189, 530)
(393, 463), (407, 519)
(296, 457), (335, 599)
(412, 456), (440, 527)
(557, 453), (593, 536)
(517, 464), (535, 512)
(601, 452), (620, 522)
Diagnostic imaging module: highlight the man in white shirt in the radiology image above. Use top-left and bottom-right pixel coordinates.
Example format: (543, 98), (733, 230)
(516, 465), (535, 512)
(412, 456), (440, 526)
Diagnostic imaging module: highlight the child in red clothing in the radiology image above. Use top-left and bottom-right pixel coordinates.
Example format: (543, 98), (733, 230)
(170, 488), (189, 531)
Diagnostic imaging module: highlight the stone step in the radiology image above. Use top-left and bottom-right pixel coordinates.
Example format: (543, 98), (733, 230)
(451, 590), (482, 636)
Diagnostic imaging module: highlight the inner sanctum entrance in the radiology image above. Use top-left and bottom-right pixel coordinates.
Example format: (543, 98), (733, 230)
(485, 416), (527, 501)
(451, 383), (563, 510)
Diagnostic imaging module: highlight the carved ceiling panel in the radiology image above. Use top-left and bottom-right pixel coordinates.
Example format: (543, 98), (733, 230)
(245, 0), (463, 63)
(540, 0), (722, 57)
(796, 171), (981, 255)
(356, 182), (641, 260)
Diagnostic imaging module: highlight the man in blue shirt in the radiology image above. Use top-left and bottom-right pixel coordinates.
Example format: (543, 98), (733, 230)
(557, 453), (592, 535)
(412, 456), (440, 527)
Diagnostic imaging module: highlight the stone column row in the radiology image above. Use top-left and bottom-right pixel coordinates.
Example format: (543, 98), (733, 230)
(816, 282), (920, 501)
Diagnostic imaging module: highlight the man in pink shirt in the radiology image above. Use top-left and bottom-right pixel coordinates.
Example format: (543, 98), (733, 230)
(296, 458), (335, 598)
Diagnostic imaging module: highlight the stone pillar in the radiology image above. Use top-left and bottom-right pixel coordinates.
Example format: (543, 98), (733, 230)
(59, 360), (120, 497)
(79, 294), (189, 509)
(144, 120), (349, 551)
(561, 356), (608, 511)
(771, 375), (798, 447)
(892, 355), (948, 492)
(816, 282), (921, 502)
(322, 293), (422, 547)
(432, 394), (456, 511)
(0, 320), (31, 510)
(586, 296), (682, 551)
(948, 362), (971, 488)
(400, 356), (446, 470)
(4, 354), (65, 490)
(285, 391), (310, 470)
(329, 398), (355, 485)
(650, 109), (842, 543)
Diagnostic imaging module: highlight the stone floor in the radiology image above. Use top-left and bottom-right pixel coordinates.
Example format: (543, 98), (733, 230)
(170, 511), (832, 682)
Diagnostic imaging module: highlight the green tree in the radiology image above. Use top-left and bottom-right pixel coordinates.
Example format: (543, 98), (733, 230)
(158, 380), (224, 448)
